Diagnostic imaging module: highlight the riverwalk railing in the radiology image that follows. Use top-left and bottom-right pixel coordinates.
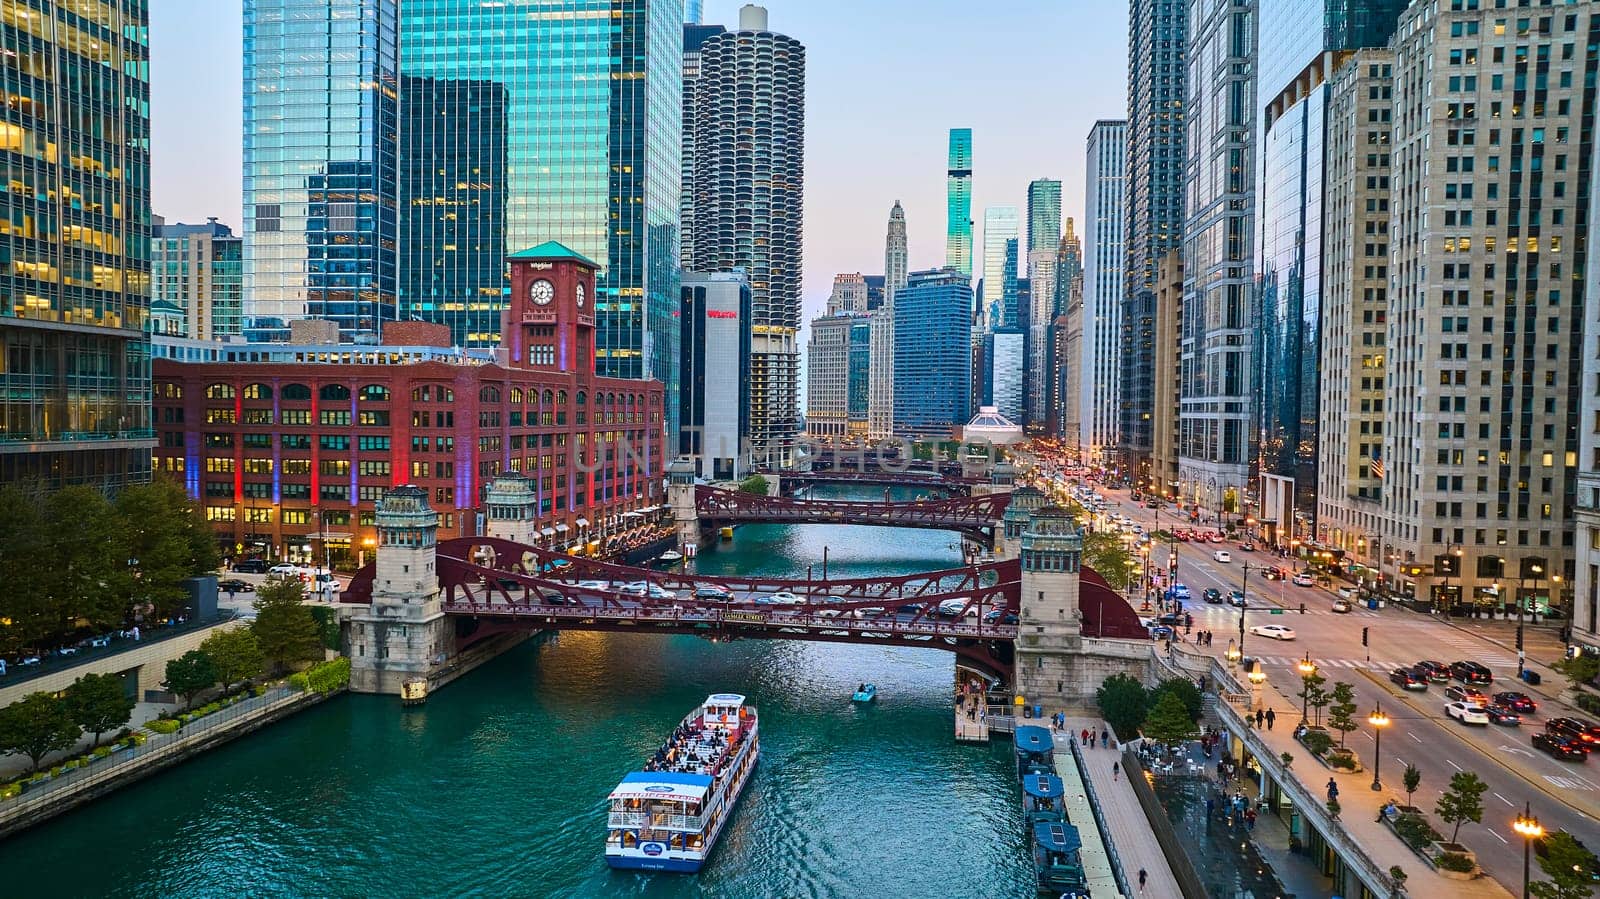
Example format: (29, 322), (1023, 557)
(0, 685), (306, 827)
(1066, 737), (1132, 897)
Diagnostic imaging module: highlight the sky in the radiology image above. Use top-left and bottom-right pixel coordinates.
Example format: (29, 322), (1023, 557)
(150, 0), (1130, 325)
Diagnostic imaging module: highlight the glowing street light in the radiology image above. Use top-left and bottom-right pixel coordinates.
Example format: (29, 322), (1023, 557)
(1513, 802), (1543, 899)
(1297, 652), (1317, 724)
(1368, 703), (1390, 791)
(1247, 661), (1266, 712)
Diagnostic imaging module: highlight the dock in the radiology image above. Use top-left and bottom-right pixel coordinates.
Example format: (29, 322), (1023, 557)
(1066, 717), (1184, 898)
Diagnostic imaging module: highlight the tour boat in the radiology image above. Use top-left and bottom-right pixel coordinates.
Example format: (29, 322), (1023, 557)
(851, 683), (877, 703)
(605, 693), (759, 873)
(651, 549), (684, 569)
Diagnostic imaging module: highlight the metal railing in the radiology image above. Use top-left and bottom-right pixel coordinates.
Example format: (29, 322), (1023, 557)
(606, 811), (703, 831)
(0, 686), (302, 821)
(1068, 737), (1132, 897)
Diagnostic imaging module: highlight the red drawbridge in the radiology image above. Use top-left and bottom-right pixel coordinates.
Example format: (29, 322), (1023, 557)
(764, 469), (982, 494)
(691, 486), (1009, 543)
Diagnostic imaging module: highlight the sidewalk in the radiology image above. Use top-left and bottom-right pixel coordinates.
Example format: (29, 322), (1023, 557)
(0, 700), (171, 781)
(1065, 717), (1181, 898)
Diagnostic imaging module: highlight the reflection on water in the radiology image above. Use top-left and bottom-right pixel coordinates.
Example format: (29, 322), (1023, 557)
(1155, 774), (1290, 898)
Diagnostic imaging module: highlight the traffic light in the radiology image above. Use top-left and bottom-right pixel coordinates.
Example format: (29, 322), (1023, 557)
(1362, 627), (1369, 647)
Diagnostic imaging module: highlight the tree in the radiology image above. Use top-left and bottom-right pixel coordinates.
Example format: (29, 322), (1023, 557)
(736, 474), (770, 495)
(0, 485), (49, 655)
(1388, 865), (1408, 899)
(65, 673), (134, 747)
(1327, 682), (1359, 749)
(1280, 751), (1295, 771)
(164, 650), (218, 710)
(38, 486), (129, 642)
(117, 477), (221, 621)
(1403, 764), (1422, 808)
(1149, 678), (1204, 722)
(1529, 831), (1600, 899)
(1142, 691), (1198, 748)
(1326, 798), (1341, 820)
(252, 576), (323, 672)
(1082, 530), (1136, 590)
(200, 627), (264, 691)
(1298, 670), (1330, 726)
(0, 692), (81, 773)
(1096, 673), (1149, 741)
(1554, 653), (1600, 692)
(1435, 771), (1487, 845)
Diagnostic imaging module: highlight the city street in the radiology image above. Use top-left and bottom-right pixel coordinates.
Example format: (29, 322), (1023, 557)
(1055, 477), (1596, 890)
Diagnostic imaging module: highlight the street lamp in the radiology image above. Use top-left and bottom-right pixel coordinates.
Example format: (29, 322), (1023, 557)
(1297, 653), (1317, 724)
(1225, 640), (1241, 669)
(1368, 703), (1389, 791)
(1247, 661), (1266, 712)
(1518, 560), (1545, 679)
(1513, 802), (1543, 899)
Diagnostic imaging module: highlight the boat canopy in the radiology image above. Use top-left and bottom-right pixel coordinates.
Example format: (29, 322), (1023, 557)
(1033, 821), (1082, 854)
(608, 771), (713, 804)
(1023, 773), (1065, 799)
(1014, 725), (1054, 753)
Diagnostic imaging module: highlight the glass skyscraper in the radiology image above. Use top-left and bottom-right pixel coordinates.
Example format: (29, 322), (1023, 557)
(945, 129), (973, 276)
(242, 0), (398, 342)
(1025, 179), (1062, 264)
(1, 0), (153, 488)
(894, 270), (973, 439)
(981, 207), (1019, 329)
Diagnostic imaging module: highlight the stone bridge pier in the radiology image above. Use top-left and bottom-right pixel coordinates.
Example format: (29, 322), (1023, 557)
(668, 458), (705, 557)
(347, 487), (455, 695)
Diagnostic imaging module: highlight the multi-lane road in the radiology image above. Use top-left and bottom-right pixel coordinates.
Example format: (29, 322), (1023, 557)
(1045, 477), (1597, 888)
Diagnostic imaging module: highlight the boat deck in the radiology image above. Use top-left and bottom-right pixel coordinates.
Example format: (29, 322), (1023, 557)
(643, 712), (751, 779)
(953, 694), (989, 742)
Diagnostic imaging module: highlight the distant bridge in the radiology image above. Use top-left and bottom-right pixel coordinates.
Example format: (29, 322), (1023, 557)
(691, 485), (1009, 544)
(762, 469), (982, 495)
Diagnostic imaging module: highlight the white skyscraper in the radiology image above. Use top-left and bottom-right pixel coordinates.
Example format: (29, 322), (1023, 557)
(981, 206), (1019, 328)
(884, 200), (908, 304)
(1081, 120), (1127, 461)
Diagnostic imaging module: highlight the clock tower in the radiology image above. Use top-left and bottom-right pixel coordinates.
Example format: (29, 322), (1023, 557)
(506, 241), (598, 375)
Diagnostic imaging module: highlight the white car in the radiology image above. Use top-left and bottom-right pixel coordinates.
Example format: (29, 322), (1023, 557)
(268, 563), (303, 578)
(1250, 624), (1297, 641)
(1445, 701), (1490, 726)
(1292, 573), (1315, 587)
(1212, 550), (1232, 563)
(770, 591), (803, 605)
(575, 580), (611, 591)
(938, 598), (973, 618)
(1336, 587), (1356, 600)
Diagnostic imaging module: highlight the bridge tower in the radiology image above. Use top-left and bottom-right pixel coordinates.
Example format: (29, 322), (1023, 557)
(996, 485), (1046, 560)
(483, 474), (539, 546)
(667, 458), (703, 555)
(973, 460), (1016, 497)
(348, 486), (453, 694)
(1014, 505), (1086, 707)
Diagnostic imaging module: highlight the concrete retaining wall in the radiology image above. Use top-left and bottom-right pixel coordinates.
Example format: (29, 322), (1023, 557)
(0, 619), (246, 707)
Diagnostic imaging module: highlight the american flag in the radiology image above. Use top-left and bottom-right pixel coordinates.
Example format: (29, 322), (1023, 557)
(1369, 453), (1384, 479)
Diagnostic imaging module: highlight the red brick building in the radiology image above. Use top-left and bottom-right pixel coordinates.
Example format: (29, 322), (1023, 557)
(152, 243), (667, 567)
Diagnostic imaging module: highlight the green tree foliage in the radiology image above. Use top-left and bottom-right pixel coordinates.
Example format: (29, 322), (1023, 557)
(1150, 678), (1204, 722)
(1082, 529), (1137, 590)
(0, 692), (81, 773)
(736, 474), (770, 495)
(1435, 771), (1488, 844)
(65, 673), (134, 747)
(117, 478), (221, 621)
(200, 627), (264, 691)
(1327, 682), (1359, 749)
(1096, 673), (1149, 741)
(252, 577), (324, 672)
(38, 486), (130, 641)
(1555, 653), (1600, 692)
(1298, 669), (1330, 726)
(164, 650), (218, 710)
(1403, 764), (1422, 807)
(1530, 831), (1600, 899)
(1142, 691), (1198, 747)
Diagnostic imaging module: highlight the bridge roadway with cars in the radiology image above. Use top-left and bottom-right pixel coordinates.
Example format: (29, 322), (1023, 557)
(1049, 476), (1600, 888)
(690, 486), (1009, 544)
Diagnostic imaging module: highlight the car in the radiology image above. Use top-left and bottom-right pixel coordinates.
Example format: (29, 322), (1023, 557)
(984, 609), (1019, 625)
(1533, 732), (1590, 761)
(1546, 717), (1600, 747)
(896, 602), (928, 614)
(769, 591), (803, 605)
(218, 578), (253, 593)
(576, 580), (611, 591)
(1156, 612), (1183, 626)
(1291, 573), (1315, 587)
(268, 563), (303, 577)
(1147, 624), (1175, 640)
(644, 583), (678, 601)
(1208, 533), (1226, 544)
(1212, 550), (1232, 563)
(938, 598), (973, 618)
(619, 582), (650, 597)
(850, 606), (885, 619)
(1389, 668), (1428, 691)
(1415, 660), (1453, 683)
(1449, 660), (1494, 684)
(1445, 684), (1488, 704)
(1485, 704), (1522, 726)
(1535, 832), (1600, 880)
(233, 559), (270, 574)
(1170, 583), (1191, 598)
(1238, 542), (1257, 552)
(1336, 587), (1356, 600)
(1493, 691), (1537, 713)
(87, 634), (112, 648)
(1445, 701), (1490, 725)
(1250, 624), (1296, 640)
(1202, 588), (1223, 604)
(1331, 599), (1352, 614)
(1227, 590), (1246, 607)
(694, 585), (733, 600)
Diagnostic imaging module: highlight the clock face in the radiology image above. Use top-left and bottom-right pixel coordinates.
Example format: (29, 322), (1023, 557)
(529, 279), (555, 305)
(575, 282), (586, 308)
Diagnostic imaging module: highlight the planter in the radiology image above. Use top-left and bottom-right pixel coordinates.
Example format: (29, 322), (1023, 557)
(1433, 843), (1475, 863)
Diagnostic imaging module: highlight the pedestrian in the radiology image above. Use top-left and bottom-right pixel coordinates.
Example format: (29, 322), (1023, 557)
(1082, 728), (1091, 745)
(1245, 807), (1257, 831)
(1206, 796), (1216, 818)
(1326, 778), (1339, 801)
(1254, 708), (1264, 728)
(1265, 708), (1276, 730)
(1101, 728), (1109, 747)
(1113, 760), (1120, 781)
(1138, 868), (1148, 892)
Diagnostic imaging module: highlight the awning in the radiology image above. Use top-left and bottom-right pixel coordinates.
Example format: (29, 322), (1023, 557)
(1023, 773), (1065, 799)
(607, 771), (712, 803)
(539, 527), (557, 537)
(555, 523), (569, 532)
(575, 518), (590, 527)
(624, 511), (642, 519)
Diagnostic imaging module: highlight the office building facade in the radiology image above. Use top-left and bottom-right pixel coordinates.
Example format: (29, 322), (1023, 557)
(806, 313), (854, 439)
(680, 272), (750, 480)
(987, 330), (1026, 424)
(1178, 0), (1255, 521)
(242, 0), (397, 342)
(894, 270), (973, 439)
(2, 0), (153, 489)
(884, 201), (908, 303)
(1122, 0), (1187, 482)
(981, 207), (1019, 329)
(1082, 121), (1127, 464)
(690, 4), (805, 467)
(1026, 179), (1063, 266)
(828, 273), (869, 315)
(681, 23), (727, 270)
(151, 218), (245, 342)
(945, 129), (974, 276)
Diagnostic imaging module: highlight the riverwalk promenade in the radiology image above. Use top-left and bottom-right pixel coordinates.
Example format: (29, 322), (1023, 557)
(1066, 717), (1182, 898)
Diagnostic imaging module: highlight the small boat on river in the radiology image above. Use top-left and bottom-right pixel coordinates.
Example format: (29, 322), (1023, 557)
(851, 683), (877, 703)
(604, 693), (759, 872)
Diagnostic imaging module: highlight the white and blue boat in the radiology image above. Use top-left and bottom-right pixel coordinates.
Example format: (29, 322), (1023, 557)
(851, 682), (877, 703)
(605, 693), (759, 873)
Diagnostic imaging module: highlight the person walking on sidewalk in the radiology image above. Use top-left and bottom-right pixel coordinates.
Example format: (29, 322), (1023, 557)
(1254, 708), (1265, 728)
(1113, 760), (1120, 781)
(1138, 868), (1148, 892)
(1265, 708), (1276, 730)
(1326, 778), (1339, 802)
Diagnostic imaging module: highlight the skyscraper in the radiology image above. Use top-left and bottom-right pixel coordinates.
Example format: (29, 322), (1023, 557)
(1122, 0), (1187, 487)
(681, 22), (727, 270)
(1, 0), (153, 489)
(807, 313), (855, 439)
(684, 0), (703, 24)
(1082, 120), (1127, 464)
(981, 207), (1020, 328)
(151, 217), (245, 341)
(1032, 224), (1076, 430)
(827, 273), (869, 315)
(691, 4), (805, 467)
(894, 270), (974, 439)
(680, 272), (751, 480)
(400, 0), (683, 430)
(243, 0), (397, 342)
(884, 201), (908, 304)
(945, 129), (974, 276)
(1177, 0), (1255, 521)
(1026, 179), (1063, 267)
